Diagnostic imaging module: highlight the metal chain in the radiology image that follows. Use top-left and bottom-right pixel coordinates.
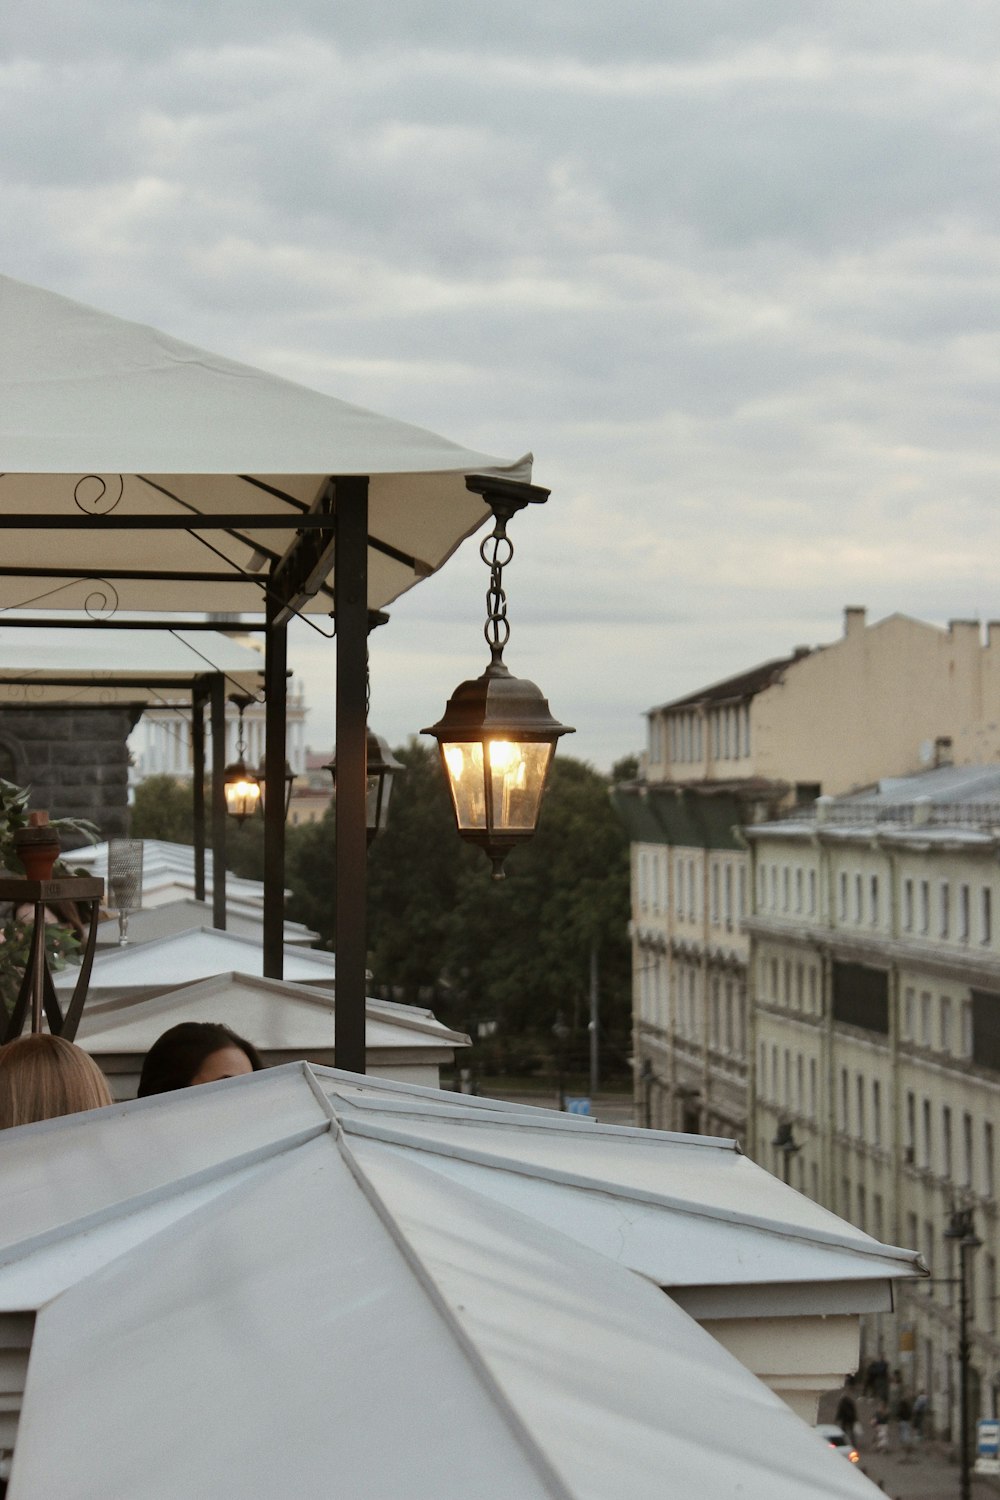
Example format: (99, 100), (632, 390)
(481, 517), (514, 659)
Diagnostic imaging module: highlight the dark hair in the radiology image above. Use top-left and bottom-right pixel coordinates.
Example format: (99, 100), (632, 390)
(137, 1022), (263, 1097)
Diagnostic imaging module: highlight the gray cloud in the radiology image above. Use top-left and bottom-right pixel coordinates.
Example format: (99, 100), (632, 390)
(2, 1), (1000, 768)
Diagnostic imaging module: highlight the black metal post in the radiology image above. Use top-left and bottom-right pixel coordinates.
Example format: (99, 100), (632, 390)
(263, 594), (287, 979)
(334, 476), (370, 1075)
(209, 673), (227, 930)
(946, 1207), (982, 1500)
(192, 680), (207, 904)
(958, 1241), (973, 1500)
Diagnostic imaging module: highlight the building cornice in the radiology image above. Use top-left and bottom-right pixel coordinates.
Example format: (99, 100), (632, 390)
(745, 914), (1000, 989)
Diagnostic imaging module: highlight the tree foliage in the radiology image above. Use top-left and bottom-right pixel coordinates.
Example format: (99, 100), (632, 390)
(130, 775), (194, 844)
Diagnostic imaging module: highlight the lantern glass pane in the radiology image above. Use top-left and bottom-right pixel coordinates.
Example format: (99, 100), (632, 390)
(488, 740), (553, 831)
(365, 772), (384, 832)
(225, 778), (260, 821)
(442, 742), (487, 829)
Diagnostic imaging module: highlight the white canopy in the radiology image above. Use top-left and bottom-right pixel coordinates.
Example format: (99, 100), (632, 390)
(52, 926), (336, 999)
(0, 275), (533, 615)
(0, 1065), (885, 1499)
(75, 973), (469, 1093)
(0, 624), (264, 705)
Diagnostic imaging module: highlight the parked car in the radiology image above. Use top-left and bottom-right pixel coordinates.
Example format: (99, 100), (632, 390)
(814, 1424), (860, 1463)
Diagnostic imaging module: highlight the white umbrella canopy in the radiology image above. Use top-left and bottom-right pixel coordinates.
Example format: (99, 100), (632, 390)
(0, 624), (265, 704)
(0, 1065), (883, 1500)
(0, 275), (533, 616)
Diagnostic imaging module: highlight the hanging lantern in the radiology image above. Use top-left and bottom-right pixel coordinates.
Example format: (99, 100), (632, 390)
(326, 729), (404, 845)
(423, 478), (573, 879)
(223, 696), (261, 824)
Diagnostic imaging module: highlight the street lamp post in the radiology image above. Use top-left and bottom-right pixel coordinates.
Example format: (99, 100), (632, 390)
(945, 1206), (983, 1500)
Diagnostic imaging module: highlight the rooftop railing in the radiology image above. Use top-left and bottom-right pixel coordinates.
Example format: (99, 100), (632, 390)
(778, 798), (1000, 829)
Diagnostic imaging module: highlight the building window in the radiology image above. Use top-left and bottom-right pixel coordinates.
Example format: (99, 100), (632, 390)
(873, 1079), (882, 1147)
(854, 873), (863, 924)
(770, 957), (779, 999)
(963, 1112), (973, 1188)
(770, 865), (778, 910)
(959, 884), (970, 942)
(983, 887), (993, 946)
(808, 967), (818, 1014)
(920, 991), (932, 1047)
(940, 881), (951, 939)
(873, 1193), (884, 1242)
(676, 856), (685, 916)
(942, 1106), (952, 1179)
(922, 1098), (933, 1171)
(796, 1053), (804, 1110)
(840, 1069), (849, 1133)
(856, 1184), (867, 1232)
(795, 963), (804, 1010)
(795, 868), (803, 913)
(838, 872), (848, 921)
(903, 878), (914, 932)
(809, 1056), (817, 1115)
(808, 868), (817, 915)
(870, 874), (879, 926)
(783, 960), (792, 1006)
(723, 864), (732, 926)
(710, 864), (719, 923)
(985, 1122), (995, 1199)
(961, 999), (973, 1058)
(738, 865), (746, 922)
(903, 986), (915, 1042)
(782, 866), (790, 912)
(906, 1091), (916, 1159)
(920, 880), (930, 934)
(856, 1073), (865, 1140)
(940, 995), (952, 1054)
(759, 1040), (768, 1096)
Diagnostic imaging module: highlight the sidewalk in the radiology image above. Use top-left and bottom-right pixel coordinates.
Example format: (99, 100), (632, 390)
(857, 1438), (999, 1499)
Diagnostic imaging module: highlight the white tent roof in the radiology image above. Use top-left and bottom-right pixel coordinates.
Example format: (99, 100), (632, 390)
(0, 625), (264, 705)
(70, 839), (283, 907)
(0, 276), (532, 615)
(53, 926), (335, 996)
(94, 898), (317, 948)
(0, 1065), (884, 1499)
(76, 972), (468, 1059)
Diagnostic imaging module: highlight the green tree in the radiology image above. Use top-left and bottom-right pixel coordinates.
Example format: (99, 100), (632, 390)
(130, 775), (194, 844)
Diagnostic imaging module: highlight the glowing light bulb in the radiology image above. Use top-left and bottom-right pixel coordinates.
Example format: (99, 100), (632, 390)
(445, 746), (466, 781)
(488, 740), (517, 770)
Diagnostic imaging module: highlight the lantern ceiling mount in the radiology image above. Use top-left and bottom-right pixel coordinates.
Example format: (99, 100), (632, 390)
(423, 477), (573, 880)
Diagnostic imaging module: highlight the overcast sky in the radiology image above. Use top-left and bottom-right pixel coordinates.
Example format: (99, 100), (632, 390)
(2, 2), (999, 770)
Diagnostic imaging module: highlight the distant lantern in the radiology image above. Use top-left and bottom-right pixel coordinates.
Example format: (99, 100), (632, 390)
(326, 729), (403, 845)
(223, 696), (261, 825)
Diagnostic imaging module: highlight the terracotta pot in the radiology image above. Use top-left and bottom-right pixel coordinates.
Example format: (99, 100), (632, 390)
(13, 825), (61, 882)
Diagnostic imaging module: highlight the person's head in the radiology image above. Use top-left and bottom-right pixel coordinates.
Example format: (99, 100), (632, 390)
(137, 1022), (263, 1097)
(0, 1033), (112, 1129)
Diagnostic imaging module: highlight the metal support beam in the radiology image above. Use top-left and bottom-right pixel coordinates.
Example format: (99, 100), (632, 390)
(209, 673), (227, 930)
(263, 594), (287, 979)
(334, 476), (370, 1075)
(192, 680), (207, 904)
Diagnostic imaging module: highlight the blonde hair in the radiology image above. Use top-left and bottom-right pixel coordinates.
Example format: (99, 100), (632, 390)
(0, 1033), (112, 1129)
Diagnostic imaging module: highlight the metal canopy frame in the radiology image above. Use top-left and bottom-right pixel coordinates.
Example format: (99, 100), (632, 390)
(0, 477), (508, 1073)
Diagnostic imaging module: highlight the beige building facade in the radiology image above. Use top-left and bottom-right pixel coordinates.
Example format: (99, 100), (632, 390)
(745, 768), (1000, 1437)
(615, 610), (1000, 1147)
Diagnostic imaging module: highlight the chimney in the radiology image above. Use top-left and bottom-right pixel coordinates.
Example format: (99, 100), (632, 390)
(844, 606), (866, 638)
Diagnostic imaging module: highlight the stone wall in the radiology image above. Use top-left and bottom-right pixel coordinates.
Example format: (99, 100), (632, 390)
(0, 706), (140, 847)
